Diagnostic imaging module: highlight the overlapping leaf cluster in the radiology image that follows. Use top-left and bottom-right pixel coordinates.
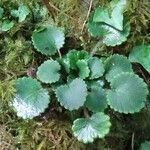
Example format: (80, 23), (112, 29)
(9, 0), (149, 144)
(11, 25), (149, 144)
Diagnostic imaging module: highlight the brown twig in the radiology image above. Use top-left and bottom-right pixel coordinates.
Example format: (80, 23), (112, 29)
(81, 0), (93, 34)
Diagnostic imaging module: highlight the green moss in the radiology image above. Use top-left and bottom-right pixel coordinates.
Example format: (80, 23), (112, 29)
(0, 0), (149, 149)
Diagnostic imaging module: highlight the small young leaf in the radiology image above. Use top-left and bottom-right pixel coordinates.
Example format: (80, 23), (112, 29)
(11, 4), (30, 22)
(72, 112), (111, 143)
(88, 57), (104, 79)
(32, 26), (65, 56)
(55, 78), (87, 110)
(0, 20), (14, 31)
(93, 0), (126, 31)
(104, 54), (133, 82)
(77, 59), (90, 79)
(59, 57), (70, 73)
(12, 77), (50, 119)
(107, 72), (148, 113)
(66, 50), (89, 69)
(85, 87), (107, 112)
(129, 45), (150, 71)
(37, 60), (61, 84)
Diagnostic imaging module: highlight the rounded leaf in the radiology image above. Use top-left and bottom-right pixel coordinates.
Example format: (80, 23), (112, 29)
(87, 14), (130, 46)
(85, 87), (107, 112)
(88, 57), (104, 79)
(32, 26), (65, 55)
(93, 0), (126, 31)
(55, 78), (87, 110)
(37, 60), (61, 84)
(87, 14), (108, 37)
(77, 59), (90, 79)
(104, 54), (133, 82)
(72, 112), (111, 143)
(107, 72), (148, 113)
(140, 141), (150, 150)
(129, 45), (150, 71)
(12, 77), (50, 119)
(102, 22), (130, 46)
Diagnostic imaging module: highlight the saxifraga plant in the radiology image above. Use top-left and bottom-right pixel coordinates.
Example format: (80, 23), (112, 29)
(10, 0), (149, 144)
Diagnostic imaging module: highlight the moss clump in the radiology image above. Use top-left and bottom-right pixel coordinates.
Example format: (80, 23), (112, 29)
(0, 0), (149, 149)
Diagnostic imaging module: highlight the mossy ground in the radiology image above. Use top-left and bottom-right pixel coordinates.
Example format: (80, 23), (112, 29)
(0, 0), (150, 149)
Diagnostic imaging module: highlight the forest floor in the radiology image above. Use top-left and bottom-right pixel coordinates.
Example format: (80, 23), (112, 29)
(0, 0), (150, 149)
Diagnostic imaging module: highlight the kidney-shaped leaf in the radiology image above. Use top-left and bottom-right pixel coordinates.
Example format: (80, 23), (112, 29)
(104, 54), (133, 82)
(87, 14), (130, 46)
(85, 87), (107, 112)
(129, 45), (150, 72)
(93, 0), (126, 31)
(37, 60), (61, 84)
(55, 78), (87, 110)
(32, 26), (65, 56)
(102, 23), (130, 46)
(88, 57), (104, 79)
(12, 77), (50, 119)
(72, 112), (111, 143)
(107, 72), (148, 113)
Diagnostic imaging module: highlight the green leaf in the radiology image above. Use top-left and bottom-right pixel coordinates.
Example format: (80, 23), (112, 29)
(85, 87), (107, 112)
(55, 78), (87, 110)
(66, 50), (89, 69)
(88, 57), (104, 79)
(140, 141), (150, 150)
(77, 59), (90, 79)
(87, 14), (108, 37)
(12, 77), (50, 119)
(86, 80), (105, 89)
(37, 60), (61, 84)
(102, 22), (130, 46)
(0, 20), (14, 31)
(107, 72), (148, 113)
(72, 112), (111, 143)
(104, 54), (133, 82)
(93, 0), (126, 31)
(0, 7), (4, 19)
(11, 4), (30, 22)
(87, 13), (130, 46)
(58, 57), (70, 73)
(129, 45), (150, 71)
(32, 26), (65, 56)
